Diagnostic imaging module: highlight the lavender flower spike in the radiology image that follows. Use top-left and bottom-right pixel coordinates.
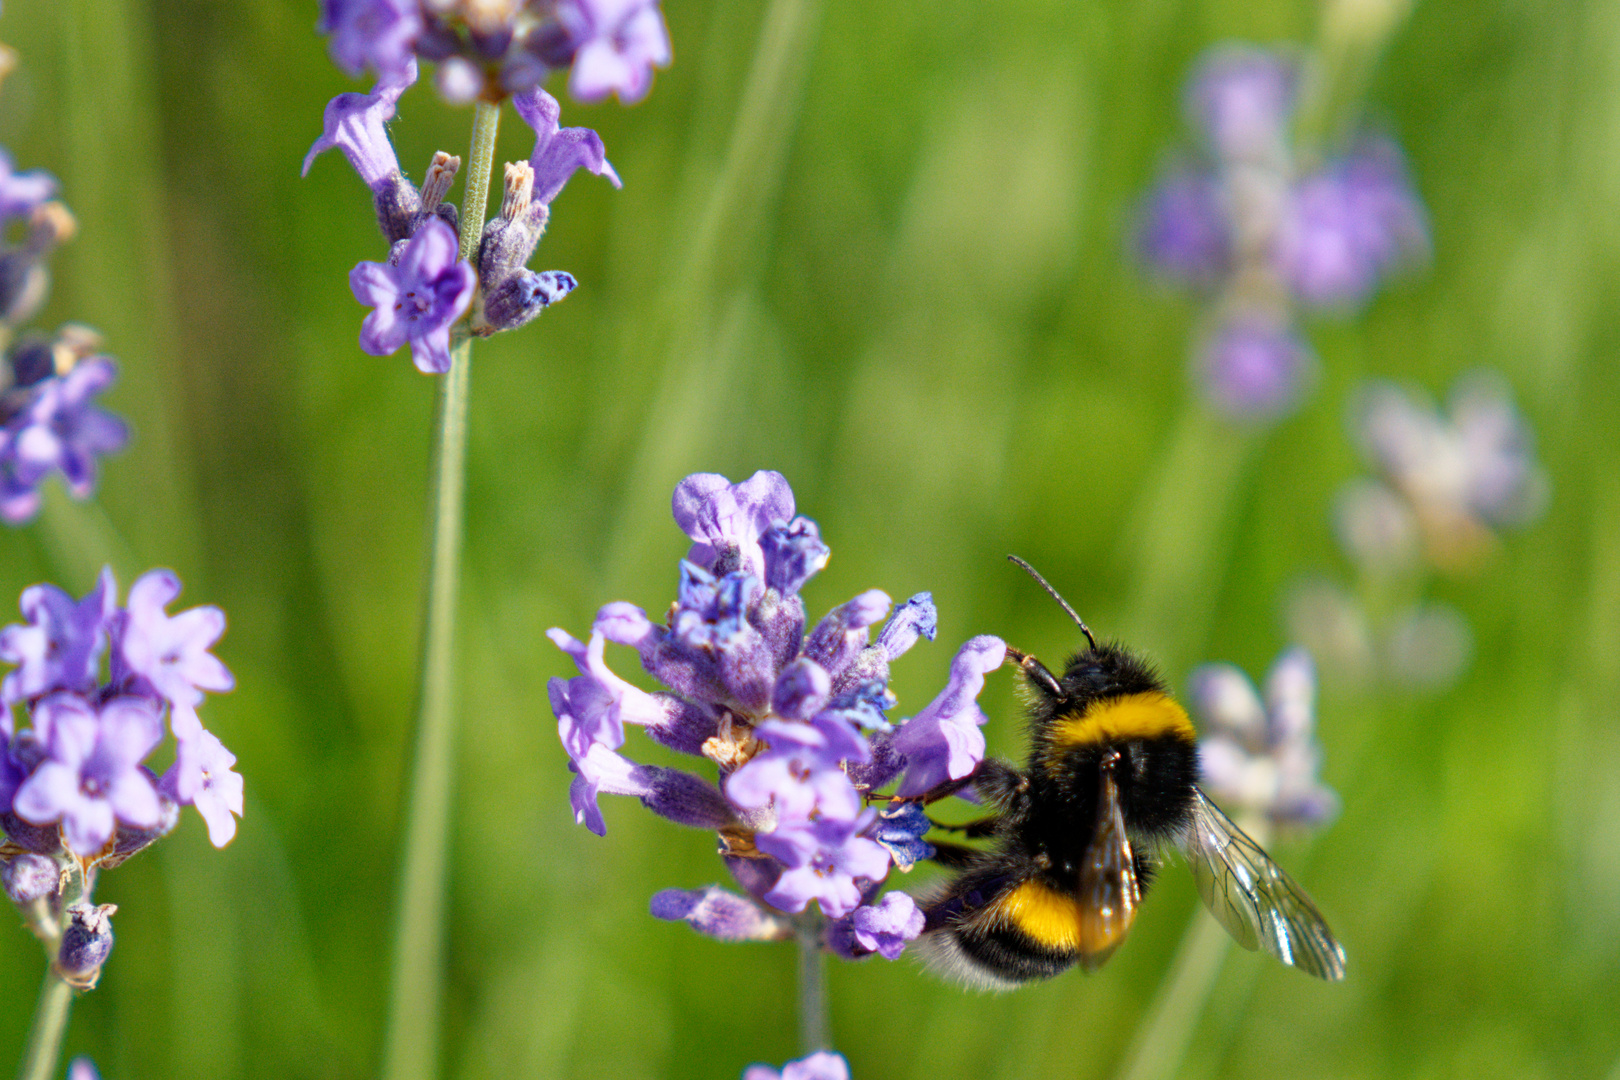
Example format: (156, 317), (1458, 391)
(350, 217), (476, 373)
(512, 87), (623, 206)
(891, 634), (1007, 798)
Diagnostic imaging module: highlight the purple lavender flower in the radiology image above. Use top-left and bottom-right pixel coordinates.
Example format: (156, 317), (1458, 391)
(302, 66), (413, 191)
(1190, 648), (1337, 831)
(1194, 311), (1315, 421)
(550, 0), (672, 104)
(512, 87), (624, 206)
(161, 728), (243, 848)
(349, 217), (476, 373)
(1277, 137), (1428, 309)
(1137, 168), (1231, 288)
(113, 569), (234, 718)
(0, 356), (129, 524)
(834, 890), (925, 960)
(0, 566), (115, 710)
(743, 1052), (851, 1080)
(2, 851), (59, 904)
(318, 0), (422, 81)
(650, 884), (793, 942)
(1185, 46), (1298, 164)
(0, 149), (57, 224)
(548, 470), (1005, 951)
(890, 635), (1006, 798)
(12, 694), (164, 856)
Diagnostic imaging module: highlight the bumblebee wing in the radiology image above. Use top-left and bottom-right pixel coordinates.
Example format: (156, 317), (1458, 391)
(1077, 763), (1141, 971)
(1180, 787), (1347, 981)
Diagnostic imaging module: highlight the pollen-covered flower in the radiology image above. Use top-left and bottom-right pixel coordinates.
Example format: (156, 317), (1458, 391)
(551, 470), (1005, 960)
(1190, 647), (1337, 831)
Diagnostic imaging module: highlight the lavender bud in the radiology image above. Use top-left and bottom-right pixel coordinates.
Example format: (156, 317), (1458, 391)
(650, 885), (793, 942)
(2, 852), (60, 904)
(0, 810), (63, 856)
(7, 335), (55, 387)
(55, 902), (116, 989)
(637, 766), (736, 830)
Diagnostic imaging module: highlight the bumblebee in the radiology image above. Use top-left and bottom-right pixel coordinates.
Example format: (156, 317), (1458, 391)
(912, 557), (1346, 987)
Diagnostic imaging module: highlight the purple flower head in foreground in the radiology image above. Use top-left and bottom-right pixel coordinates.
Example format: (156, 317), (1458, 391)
(551, 0), (673, 104)
(743, 1052), (851, 1080)
(1191, 647), (1337, 830)
(1185, 45), (1298, 164)
(1353, 372), (1547, 573)
(1, 568), (241, 856)
(319, 0), (422, 81)
(0, 149), (57, 224)
(350, 217), (476, 373)
(1194, 311), (1316, 421)
(0, 354), (129, 525)
(551, 470), (1002, 958)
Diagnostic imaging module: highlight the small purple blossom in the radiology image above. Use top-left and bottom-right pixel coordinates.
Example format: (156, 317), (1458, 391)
(0, 149), (57, 224)
(1194, 311), (1315, 421)
(302, 65), (414, 190)
(160, 728), (243, 848)
(1137, 168), (1231, 288)
(0, 566), (115, 711)
(12, 694), (164, 856)
(890, 635), (1006, 798)
(1191, 648), (1337, 830)
(743, 1052), (851, 1080)
(318, 0), (422, 81)
(1185, 46), (1299, 163)
(0, 356), (129, 524)
(552, 0), (672, 104)
(114, 569), (234, 714)
(349, 217), (476, 373)
(511, 87), (624, 204)
(756, 811), (891, 919)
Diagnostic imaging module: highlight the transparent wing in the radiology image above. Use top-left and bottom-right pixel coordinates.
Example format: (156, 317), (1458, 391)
(1077, 758), (1140, 971)
(1179, 787), (1347, 981)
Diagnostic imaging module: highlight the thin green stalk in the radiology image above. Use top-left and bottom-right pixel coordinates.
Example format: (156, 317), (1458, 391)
(16, 972), (74, 1080)
(795, 916), (828, 1056)
(381, 99), (500, 1080)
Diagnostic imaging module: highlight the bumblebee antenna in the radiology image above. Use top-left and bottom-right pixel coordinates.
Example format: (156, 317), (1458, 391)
(1007, 555), (1098, 651)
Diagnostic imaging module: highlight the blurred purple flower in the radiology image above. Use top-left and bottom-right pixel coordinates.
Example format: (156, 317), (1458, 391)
(0, 149), (57, 224)
(743, 1053), (851, 1080)
(0, 357), (128, 524)
(1137, 168), (1231, 288)
(318, 0), (422, 81)
(1194, 312), (1315, 421)
(551, 0), (672, 104)
(12, 694), (164, 856)
(160, 728), (243, 848)
(1277, 137), (1428, 309)
(0, 566), (115, 710)
(349, 217), (476, 373)
(1190, 648), (1337, 831)
(1185, 45), (1298, 163)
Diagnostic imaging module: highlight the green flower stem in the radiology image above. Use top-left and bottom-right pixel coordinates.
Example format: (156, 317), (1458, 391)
(15, 972), (73, 1080)
(381, 98), (500, 1080)
(795, 915), (828, 1056)
(1111, 817), (1273, 1080)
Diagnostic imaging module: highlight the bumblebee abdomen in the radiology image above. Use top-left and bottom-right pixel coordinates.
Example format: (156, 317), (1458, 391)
(917, 874), (1083, 989)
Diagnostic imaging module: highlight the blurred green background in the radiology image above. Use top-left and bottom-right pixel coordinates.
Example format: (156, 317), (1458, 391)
(2, 0), (1619, 1077)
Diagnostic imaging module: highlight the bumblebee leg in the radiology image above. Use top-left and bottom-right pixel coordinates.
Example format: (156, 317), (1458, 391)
(928, 815), (1002, 838)
(1004, 646), (1065, 702)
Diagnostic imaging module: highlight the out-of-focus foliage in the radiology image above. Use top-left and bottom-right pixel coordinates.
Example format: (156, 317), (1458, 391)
(1, 0), (1617, 1078)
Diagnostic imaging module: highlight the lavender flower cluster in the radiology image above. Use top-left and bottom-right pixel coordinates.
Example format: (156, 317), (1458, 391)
(305, 58), (624, 370)
(320, 0), (669, 106)
(0, 568), (239, 990)
(1289, 372), (1546, 689)
(0, 150), (127, 524)
(1138, 45), (1428, 420)
(0, 568), (240, 861)
(549, 471), (1006, 958)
